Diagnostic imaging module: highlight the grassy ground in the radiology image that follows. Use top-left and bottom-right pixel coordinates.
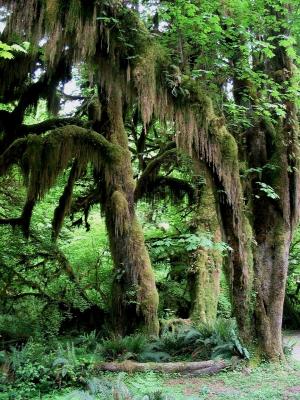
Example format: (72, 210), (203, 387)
(36, 361), (300, 399)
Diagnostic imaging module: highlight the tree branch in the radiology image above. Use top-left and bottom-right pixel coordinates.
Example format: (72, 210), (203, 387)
(17, 117), (87, 137)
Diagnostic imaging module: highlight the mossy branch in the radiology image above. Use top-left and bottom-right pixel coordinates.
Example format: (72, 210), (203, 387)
(18, 117), (87, 137)
(0, 137), (27, 176)
(52, 159), (80, 241)
(0, 125), (124, 235)
(135, 145), (177, 199)
(1, 125), (123, 190)
(135, 175), (197, 205)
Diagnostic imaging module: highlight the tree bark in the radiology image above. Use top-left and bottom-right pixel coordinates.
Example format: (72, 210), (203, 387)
(253, 217), (290, 359)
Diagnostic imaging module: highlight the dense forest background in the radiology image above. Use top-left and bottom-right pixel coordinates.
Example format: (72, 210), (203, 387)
(1, 0), (300, 398)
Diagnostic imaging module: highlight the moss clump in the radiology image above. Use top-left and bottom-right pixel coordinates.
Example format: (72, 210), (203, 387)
(221, 132), (238, 162)
(191, 249), (221, 325)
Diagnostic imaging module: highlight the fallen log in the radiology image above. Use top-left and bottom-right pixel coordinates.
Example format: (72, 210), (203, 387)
(95, 360), (228, 375)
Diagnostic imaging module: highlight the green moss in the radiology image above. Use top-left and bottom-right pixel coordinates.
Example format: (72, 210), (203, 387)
(221, 132), (238, 162)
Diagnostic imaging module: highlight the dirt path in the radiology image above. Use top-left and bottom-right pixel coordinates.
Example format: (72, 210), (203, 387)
(284, 331), (300, 361)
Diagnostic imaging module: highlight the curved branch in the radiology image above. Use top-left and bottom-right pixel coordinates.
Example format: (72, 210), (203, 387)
(0, 125), (123, 178)
(71, 186), (100, 217)
(17, 117), (87, 137)
(135, 175), (197, 204)
(0, 137), (27, 175)
(52, 160), (80, 241)
(140, 145), (177, 179)
(135, 146), (177, 199)
(0, 125), (123, 235)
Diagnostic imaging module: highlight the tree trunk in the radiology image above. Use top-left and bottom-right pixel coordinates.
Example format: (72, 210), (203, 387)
(189, 162), (222, 325)
(217, 4), (299, 357)
(250, 171), (292, 359)
(98, 86), (159, 336)
(246, 103), (296, 359)
(253, 220), (290, 359)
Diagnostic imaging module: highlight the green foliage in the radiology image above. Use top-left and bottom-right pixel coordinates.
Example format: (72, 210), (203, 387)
(154, 319), (249, 361)
(256, 182), (280, 200)
(1, 2), (299, 394)
(150, 233), (230, 260)
(1, 339), (95, 399)
(67, 375), (174, 400)
(0, 41), (29, 59)
(97, 319), (249, 364)
(97, 335), (147, 361)
(76, 331), (100, 352)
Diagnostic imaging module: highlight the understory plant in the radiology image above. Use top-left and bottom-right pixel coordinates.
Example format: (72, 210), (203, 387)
(97, 318), (249, 363)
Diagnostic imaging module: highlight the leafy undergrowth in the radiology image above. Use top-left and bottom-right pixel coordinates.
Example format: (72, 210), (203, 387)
(2, 362), (298, 400)
(2, 319), (290, 400)
(1, 332), (299, 399)
(98, 319), (249, 363)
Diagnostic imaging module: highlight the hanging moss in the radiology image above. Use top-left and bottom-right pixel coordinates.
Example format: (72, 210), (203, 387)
(111, 190), (130, 236)
(45, 0), (60, 30)
(133, 45), (164, 127)
(1, 125), (123, 201)
(1, 0), (254, 338)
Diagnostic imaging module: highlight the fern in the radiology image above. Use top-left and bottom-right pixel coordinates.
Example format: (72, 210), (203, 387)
(87, 377), (113, 396)
(77, 330), (100, 351)
(138, 350), (171, 362)
(97, 334), (147, 361)
(67, 390), (95, 400)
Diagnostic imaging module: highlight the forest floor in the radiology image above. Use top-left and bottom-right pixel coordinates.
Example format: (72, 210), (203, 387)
(5, 332), (300, 399)
(39, 361), (300, 399)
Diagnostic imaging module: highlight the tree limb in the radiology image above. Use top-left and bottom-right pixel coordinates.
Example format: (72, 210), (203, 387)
(17, 117), (87, 137)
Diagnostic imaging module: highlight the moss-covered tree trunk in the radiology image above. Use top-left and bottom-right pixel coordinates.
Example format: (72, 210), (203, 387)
(190, 249), (221, 325)
(253, 214), (290, 359)
(98, 86), (159, 336)
(189, 162), (222, 325)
